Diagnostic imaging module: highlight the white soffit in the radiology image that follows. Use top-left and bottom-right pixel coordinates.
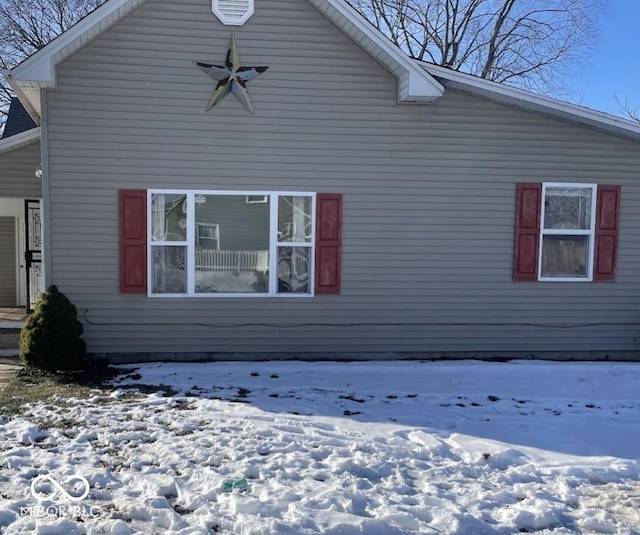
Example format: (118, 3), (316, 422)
(421, 62), (640, 143)
(2, 0), (147, 119)
(307, 0), (443, 103)
(0, 127), (41, 156)
(3, 0), (637, 140)
(3, 0), (444, 117)
(213, 0), (254, 26)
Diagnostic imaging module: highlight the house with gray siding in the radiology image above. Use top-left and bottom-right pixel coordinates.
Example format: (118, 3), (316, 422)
(0, 99), (42, 310)
(2, 0), (640, 360)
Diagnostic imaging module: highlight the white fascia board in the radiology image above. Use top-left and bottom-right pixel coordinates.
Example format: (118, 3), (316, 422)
(4, 0), (146, 120)
(8, 0), (146, 85)
(308, 0), (443, 102)
(0, 127), (41, 156)
(400, 68), (443, 103)
(0, 72), (42, 122)
(421, 62), (640, 142)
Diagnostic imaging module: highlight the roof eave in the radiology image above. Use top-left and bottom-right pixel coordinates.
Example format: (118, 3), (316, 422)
(5, 0), (147, 117)
(421, 62), (640, 143)
(0, 127), (41, 155)
(307, 0), (444, 102)
(6, 0), (443, 109)
(1, 70), (42, 123)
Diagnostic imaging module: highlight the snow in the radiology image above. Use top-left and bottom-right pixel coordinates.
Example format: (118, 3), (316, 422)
(195, 271), (267, 293)
(1, 360), (639, 534)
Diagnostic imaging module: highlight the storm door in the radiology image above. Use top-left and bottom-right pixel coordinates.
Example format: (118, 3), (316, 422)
(24, 199), (43, 312)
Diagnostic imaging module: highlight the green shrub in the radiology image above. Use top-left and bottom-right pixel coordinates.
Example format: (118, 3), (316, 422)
(19, 285), (86, 371)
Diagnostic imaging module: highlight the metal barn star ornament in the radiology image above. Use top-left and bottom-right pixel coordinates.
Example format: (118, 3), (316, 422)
(195, 35), (268, 114)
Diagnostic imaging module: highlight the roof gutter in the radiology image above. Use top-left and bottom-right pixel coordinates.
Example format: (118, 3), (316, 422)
(420, 62), (640, 142)
(1, 68), (41, 124)
(0, 127), (41, 155)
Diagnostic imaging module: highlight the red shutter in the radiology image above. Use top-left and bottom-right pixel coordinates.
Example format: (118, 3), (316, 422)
(593, 185), (620, 281)
(315, 193), (342, 294)
(513, 183), (542, 281)
(119, 190), (147, 293)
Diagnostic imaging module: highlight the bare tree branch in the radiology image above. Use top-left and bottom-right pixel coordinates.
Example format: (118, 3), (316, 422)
(348, 0), (608, 95)
(614, 94), (640, 122)
(0, 0), (106, 133)
(0, 0), (613, 132)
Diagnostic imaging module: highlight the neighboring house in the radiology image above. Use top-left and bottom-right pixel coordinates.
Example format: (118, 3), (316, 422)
(0, 98), (42, 310)
(3, 98), (37, 138)
(1, 0), (640, 360)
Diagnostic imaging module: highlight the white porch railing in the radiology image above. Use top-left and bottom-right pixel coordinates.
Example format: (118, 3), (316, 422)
(195, 250), (269, 273)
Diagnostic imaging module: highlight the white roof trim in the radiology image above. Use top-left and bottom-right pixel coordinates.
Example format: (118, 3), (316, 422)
(306, 0), (443, 102)
(9, 0), (634, 140)
(421, 62), (640, 143)
(4, 0), (443, 115)
(3, 0), (147, 118)
(0, 127), (41, 156)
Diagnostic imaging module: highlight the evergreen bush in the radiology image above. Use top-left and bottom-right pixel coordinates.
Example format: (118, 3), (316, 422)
(19, 285), (86, 371)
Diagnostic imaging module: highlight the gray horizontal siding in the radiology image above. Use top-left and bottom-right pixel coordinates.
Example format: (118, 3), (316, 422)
(0, 218), (16, 306)
(45, 0), (640, 357)
(0, 142), (42, 199)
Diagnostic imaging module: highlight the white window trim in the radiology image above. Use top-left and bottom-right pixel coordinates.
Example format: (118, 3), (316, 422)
(273, 195), (315, 297)
(196, 222), (220, 250)
(148, 190), (316, 298)
(246, 195), (268, 204)
(538, 182), (597, 282)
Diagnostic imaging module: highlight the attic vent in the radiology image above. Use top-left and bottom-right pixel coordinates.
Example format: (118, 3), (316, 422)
(212, 0), (254, 26)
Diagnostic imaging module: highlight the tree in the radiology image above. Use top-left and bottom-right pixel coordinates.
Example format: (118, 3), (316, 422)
(615, 95), (640, 123)
(348, 0), (607, 94)
(20, 284), (86, 371)
(0, 0), (106, 132)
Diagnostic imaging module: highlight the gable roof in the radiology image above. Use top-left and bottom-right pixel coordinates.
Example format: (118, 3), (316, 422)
(1, 0), (443, 120)
(421, 63), (640, 143)
(1, 0), (639, 144)
(0, 126), (40, 156)
(0, 97), (40, 155)
(2, 97), (38, 139)
(1, 0), (147, 121)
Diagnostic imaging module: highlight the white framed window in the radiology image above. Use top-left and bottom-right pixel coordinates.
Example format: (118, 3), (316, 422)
(196, 223), (220, 250)
(148, 190), (315, 297)
(276, 196), (313, 294)
(538, 183), (597, 282)
(246, 195), (268, 204)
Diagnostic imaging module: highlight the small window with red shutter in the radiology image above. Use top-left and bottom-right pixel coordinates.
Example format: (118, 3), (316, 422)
(513, 183), (620, 282)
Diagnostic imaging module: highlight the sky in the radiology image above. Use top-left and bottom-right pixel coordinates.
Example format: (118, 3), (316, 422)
(569, 1), (640, 117)
(1, 2), (636, 127)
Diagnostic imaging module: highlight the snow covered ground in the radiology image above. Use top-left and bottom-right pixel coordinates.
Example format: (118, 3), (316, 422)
(1, 360), (640, 534)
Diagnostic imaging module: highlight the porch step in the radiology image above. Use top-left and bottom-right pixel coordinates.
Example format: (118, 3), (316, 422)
(0, 329), (20, 351)
(0, 308), (28, 322)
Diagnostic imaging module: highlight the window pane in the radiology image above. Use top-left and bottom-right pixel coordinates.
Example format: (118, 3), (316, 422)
(277, 247), (310, 293)
(197, 223), (219, 250)
(278, 196), (312, 243)
(195, 195), (269, 293)
(246, 195), (268, 204)
(151, 194), (187, 241)
(541, 235), (589, 278)
(152, 246), (186, 293)
(544, 187), (592, 230)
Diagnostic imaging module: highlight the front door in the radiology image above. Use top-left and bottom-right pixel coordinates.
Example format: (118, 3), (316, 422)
(24, 199), (43, 312)
(0, 217), (17, 306)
